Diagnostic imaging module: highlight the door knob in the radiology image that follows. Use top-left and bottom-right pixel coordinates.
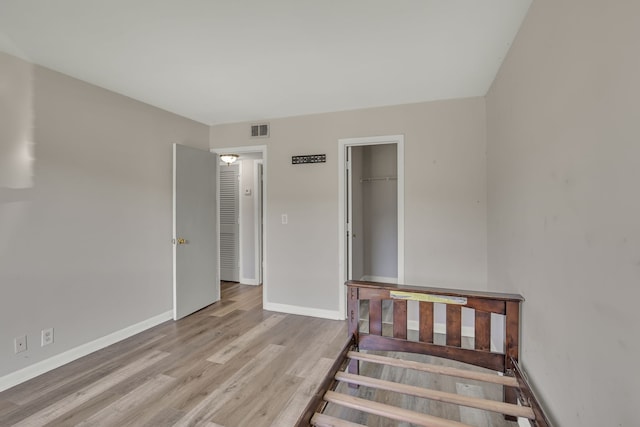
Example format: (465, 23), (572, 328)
(176, 238), (187, 245)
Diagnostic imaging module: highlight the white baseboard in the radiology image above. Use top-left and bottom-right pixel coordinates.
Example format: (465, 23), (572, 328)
(408, 321), (475, 337)
(0, 310), (173, 392)
(360, 275), (398, 284)
(239, 277), (259, 286)
(263, 301), (343, 320)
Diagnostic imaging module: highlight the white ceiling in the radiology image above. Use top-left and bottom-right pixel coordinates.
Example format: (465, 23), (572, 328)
(0, 0), (531, 125)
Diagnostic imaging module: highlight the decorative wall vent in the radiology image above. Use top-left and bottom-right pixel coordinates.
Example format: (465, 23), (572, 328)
(251, 123), (269, 138)
(292, 154), (326, 165)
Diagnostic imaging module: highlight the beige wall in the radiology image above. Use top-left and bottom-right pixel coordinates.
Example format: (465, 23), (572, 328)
(211, 98), (487, 314)
(0, 52), (209, 378)
(486, 1), (639, 426)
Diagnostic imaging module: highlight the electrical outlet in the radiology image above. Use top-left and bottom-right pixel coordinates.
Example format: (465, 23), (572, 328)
(41, 328), (54, 346)
(14, 335), (27, 353)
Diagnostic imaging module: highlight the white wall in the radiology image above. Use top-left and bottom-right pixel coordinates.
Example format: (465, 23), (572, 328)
(486, 1), (639, 426)
(210, 98), (487, 315)
(0, 52), (209, 379)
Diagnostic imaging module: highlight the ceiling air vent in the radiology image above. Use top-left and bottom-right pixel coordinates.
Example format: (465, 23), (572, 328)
(251, 123), (269, 138)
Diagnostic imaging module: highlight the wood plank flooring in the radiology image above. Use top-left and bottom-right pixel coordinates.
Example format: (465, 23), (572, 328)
(0, 282), (347, 427)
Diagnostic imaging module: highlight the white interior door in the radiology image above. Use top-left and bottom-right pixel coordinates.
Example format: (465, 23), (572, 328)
(173, 144), (219, 320)
(220, 164), (239, 282)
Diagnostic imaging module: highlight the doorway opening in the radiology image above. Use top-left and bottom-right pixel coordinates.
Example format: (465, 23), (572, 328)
(338, 135), (404, 317)
(219, 163), (240, 282)
(212, 146), (267, 303)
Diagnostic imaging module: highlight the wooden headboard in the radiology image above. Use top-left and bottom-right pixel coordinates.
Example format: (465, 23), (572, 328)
(347, 280), (524, 373)
(347, 280), (525, 414)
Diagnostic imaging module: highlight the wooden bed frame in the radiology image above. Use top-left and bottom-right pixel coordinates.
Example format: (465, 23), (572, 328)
(295, 280), (553, 427)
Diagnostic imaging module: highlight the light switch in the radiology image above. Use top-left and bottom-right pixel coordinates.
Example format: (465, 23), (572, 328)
(281, 214), (288, 225)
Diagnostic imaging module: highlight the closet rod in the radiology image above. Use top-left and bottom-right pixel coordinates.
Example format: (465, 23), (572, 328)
(360, 176), (397, 183)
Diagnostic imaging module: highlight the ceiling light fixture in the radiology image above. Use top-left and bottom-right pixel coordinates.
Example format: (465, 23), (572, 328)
(220, 154), (239, 165)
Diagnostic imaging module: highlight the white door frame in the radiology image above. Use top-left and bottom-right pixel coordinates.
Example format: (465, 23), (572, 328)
(211, 145), (267, 299)
(254, 160), (264, 285)
(338, 135), (405, 317)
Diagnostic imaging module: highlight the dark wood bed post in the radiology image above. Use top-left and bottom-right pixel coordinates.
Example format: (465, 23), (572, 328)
(347, 285), (359, 376)
(504, 300), (521, 421)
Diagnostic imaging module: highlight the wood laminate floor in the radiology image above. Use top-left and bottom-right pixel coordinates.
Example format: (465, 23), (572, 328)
(0, 282), (347, 427)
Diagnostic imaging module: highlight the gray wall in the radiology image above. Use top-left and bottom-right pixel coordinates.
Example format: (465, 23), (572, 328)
(210, 98), (488, 313)
(486, 1), (639, 426)
(0, 52), (209, 377)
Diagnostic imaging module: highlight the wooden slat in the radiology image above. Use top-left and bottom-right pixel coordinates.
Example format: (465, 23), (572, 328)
(347, 351), (517, 387)
(475, 311), (491, 351)
(393, 300), (407, 339)
(335, 372), (535, 419)
(311, 413), (367, 427)
(358, 334), (506, 372)
(369, 299), (382, 336)
(419, 301), (434, 343)
(323, 390), (474, 427)
(446, 305), (462, 347)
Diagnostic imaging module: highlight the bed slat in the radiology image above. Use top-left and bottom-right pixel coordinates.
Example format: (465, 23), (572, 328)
(323, 390), (474, 427)
(393, 300), (407, 339)
(335, 372), (535, 419)
(347, 351), (518, 387)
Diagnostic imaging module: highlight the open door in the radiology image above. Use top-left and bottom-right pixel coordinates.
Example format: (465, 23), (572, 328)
(173, 144), (219, 320)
